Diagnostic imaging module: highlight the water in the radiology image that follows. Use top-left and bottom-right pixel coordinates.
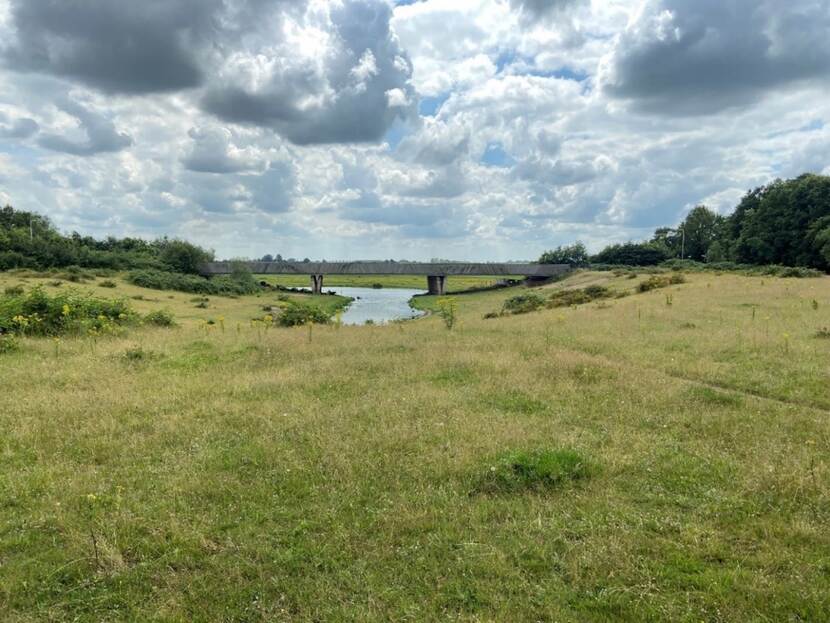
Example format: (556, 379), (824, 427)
(324, 286), (426, 325)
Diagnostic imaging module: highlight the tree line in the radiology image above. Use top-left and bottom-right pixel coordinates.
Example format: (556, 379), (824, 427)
(540, 173), (830, 271)
(0, 206), (214, 274)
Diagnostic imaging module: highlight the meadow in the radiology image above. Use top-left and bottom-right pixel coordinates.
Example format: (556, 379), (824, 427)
(0, 268), (829, 621)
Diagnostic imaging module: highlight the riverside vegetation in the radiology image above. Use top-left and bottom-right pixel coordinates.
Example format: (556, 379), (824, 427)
(0, 266), (828, 622)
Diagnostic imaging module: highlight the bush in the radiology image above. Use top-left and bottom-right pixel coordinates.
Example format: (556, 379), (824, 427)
(144, 309), (176, 327)
(0, 286), (138, 337)
(547, 285), (611, 308)
(127, 269), (260, 296)
(815, 327), (830, 339)
(98, 280), (117, 288)
(474, 449), (595, 494)
(276, 302), (332, 327)
(502, 293), (545, 315)
(4, 285), (24, 296)
(637, 274), (685, 292)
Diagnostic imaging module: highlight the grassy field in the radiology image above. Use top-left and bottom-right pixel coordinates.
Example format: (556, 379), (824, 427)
(256, 273), (517, 292)
(1, 269), (829, 621)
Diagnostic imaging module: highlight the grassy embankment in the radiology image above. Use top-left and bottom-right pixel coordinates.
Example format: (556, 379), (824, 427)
(1, 269), (829, 621)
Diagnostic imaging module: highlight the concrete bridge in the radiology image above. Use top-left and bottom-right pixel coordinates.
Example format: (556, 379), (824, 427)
(200, 261), (571, 295)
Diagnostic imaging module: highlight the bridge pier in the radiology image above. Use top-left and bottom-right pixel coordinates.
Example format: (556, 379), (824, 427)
(310, 274), (324, 295)
(427, 275), (446, 296)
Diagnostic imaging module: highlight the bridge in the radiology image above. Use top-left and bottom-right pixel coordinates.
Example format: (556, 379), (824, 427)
(200, 262), (571, 295)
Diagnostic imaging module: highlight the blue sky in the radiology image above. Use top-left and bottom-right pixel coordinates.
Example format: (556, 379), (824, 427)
(0, 0), (828, 260)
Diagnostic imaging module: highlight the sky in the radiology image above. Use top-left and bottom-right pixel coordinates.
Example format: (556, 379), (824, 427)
(0, 0), (828, 261)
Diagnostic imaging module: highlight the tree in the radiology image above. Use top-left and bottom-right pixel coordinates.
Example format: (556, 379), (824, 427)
(539, 242), (589, 266)
(677, 206), (724, 262)
(731, 174), (830, 270)
(158, 239), (214, 274)
(261, 254), (274, 262)
(591, 242), (669, 266)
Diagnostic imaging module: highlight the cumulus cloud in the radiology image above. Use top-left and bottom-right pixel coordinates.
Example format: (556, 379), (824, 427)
(37, 98), (132, 156)
(601, 0), (830, 114)
(202, 0), (415, 145)
(3, 0), (223, 93)
(182, 126), (262, 174)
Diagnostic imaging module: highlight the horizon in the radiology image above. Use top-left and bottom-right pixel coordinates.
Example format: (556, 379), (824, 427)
(0, 0), (828, 261)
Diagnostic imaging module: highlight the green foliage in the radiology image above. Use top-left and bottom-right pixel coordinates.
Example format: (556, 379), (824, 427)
(539, 242), (589, 266)
(548, 285), (612, 308)
(0, 205), (215, 273)
(475, 449), (595, 494)
(157, 239), (215, 274)
(0, 286), (137, 336)
(436, 297), (459, 329)
(127, 269), (260, 296)
(98, 280), (117, 288)
(0, 334), (20, 354)
(502, 293), (546, 315)
(592, 242), (670, 266)
(4, 285), (24, 296)
(815, 327), (830, 339)
(276, 301), (332, 327)
(144, 309), (176, 328)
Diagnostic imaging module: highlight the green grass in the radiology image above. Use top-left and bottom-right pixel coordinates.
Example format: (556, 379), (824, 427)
(0, 270), (829, 621)
(256, 273), (519, 292)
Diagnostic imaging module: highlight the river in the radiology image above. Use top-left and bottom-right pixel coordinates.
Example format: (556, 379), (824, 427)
(323, 286), (426, 325)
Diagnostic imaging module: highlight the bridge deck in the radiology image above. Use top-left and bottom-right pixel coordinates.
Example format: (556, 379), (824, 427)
(200, 261), (570, 278)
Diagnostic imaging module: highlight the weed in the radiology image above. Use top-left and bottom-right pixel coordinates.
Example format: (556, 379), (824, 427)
(98, 280), (117, 288)
(811, 299), (819, 311)
(436, 297), (459, 329)
(4, 285), (24, 296)
(474, 449), (595, 494)
(815, 327), (830, 339)
(194, 301), (209, 309)
(0, 334), (20, 354)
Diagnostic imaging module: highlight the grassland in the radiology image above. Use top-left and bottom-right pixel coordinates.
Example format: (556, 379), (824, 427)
(256, 273), (516, 292)
(1, 269), (829, 621)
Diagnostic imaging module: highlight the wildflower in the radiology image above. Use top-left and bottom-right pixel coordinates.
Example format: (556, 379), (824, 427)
(62, 304), (71, 317)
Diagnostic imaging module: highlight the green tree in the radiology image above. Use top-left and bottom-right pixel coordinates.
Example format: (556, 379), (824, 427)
(539, 242), (589, 266)
(158, 239), (214, 274)
(677, 206), (724, 262)
(591, 242), (669, 266)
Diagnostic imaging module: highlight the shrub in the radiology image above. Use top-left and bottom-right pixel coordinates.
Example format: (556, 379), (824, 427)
(547, 285), (614, 309)
(372, 283), (383, 289)
(502, 293), (545, 315)
(0, 286), (137, 337)
(548, 289), (592, 307)
(98, 280), (117, 288)
(144, 309), (176, 327)
(4, 285), (24, 296)
(127, 269), (260, 296)
(474, 449), (595, 494)
(276, 301), (332, 327)
(815, 327), (830, 339)
(637, 274), (685, 292)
